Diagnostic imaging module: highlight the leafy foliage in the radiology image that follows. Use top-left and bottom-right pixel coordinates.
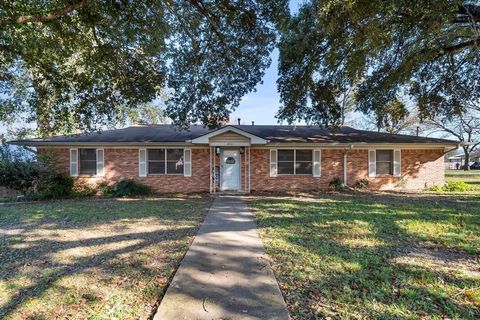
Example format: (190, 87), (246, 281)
(36, 172), (74, 199)
(430, 181), (474, 192)
(72, 181), (97, 197)
(329, 177), (345, 191)
(354, 178), (369, 189)
(0, 142), (74, 198)
(100, 179), (152, 197)
(277, 1), (480, 127)
(0, 143), (40, 193)
(0, 1), (287, 135)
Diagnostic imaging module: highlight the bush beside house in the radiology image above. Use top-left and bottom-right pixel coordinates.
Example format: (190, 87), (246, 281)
(0, 144), (153, 201)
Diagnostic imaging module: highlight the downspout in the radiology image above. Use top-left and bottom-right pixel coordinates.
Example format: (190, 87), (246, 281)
(343, 145), (354, 186)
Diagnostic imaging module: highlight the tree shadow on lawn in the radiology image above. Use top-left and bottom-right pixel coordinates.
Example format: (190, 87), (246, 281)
(251, 194), (480, 319)
(0, 199), (209, 319)
(0, 198), (204, 231)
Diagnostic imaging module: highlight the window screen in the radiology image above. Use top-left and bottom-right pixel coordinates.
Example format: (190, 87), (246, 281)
(376, 150), (393, 175)
(277, 149), (313, 175)
(79, 149), (97, 175)
(277, 150), (295, 174)
(148, 149), (165, 174)
(148, 149), (184, 175)
(295, 150), (313, 174)
(166, 149), (184, 174)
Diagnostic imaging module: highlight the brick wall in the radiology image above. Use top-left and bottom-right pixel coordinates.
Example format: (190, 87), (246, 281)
(347, 149), (445, 189)
(250, 148), (344, 191)
(39, 147), (211, 193)
(39, 146), (445, 193)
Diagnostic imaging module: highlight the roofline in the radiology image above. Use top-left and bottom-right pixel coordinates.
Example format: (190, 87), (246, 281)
(10, 141), (459, 149)
(9, 141), (197, 147)
(189, 125), (268, 144)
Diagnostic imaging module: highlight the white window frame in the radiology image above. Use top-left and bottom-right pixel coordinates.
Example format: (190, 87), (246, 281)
(70, 148), (78, 177)
(313, 149), (321, 177)
(369, 149), (401, 177)
(270, 149), (277, 177)
(139, 148), (147, 177)
(96, 148), (105, 177)
(184, 148), (192, 177)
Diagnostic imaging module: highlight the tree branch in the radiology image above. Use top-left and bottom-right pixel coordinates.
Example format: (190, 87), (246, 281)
(187, 0), (241, 57)
(0, 0), (90, 26)
(442, 36), (480, 53)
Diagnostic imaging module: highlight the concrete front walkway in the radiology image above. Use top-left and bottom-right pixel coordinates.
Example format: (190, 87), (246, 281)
(154, 196), (290, 320)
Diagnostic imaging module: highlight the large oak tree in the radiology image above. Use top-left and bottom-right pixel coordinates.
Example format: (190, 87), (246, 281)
(0, 0), (286, 136)
(277, 0), (480, 127)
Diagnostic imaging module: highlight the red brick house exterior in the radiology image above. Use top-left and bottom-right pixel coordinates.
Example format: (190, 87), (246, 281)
(16, 125), (457, 193)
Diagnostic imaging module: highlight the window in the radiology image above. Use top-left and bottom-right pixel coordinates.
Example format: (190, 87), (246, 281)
(79, 148), (97, 175)
(277, 149), (313, 175)
(295, 150), (313, 174)
(167, 149), (184, 174)
(148, 149), (165, 174)
(147, 149), (184, 175)
(376, 150), (393, 175)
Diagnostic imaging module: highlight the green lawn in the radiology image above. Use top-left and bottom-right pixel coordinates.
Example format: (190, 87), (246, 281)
(249, 193), (480, 319)
(446, 176), (480, 191)
(446, 170), (480, 176)
(0, 197), (211, 319)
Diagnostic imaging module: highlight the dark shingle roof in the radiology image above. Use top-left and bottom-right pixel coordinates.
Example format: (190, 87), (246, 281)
(10, 124), (458, 145)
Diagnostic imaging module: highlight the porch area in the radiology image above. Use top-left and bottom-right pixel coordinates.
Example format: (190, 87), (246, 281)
(189, 126), (268, 193)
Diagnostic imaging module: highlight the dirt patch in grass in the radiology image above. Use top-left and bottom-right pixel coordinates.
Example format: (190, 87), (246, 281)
(393, 245), (480, 279)
(0, 197), (212, 319)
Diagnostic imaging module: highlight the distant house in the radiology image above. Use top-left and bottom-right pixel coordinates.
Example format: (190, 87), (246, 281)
(446, 150), (480, 169)
(11, 125), (458, 192)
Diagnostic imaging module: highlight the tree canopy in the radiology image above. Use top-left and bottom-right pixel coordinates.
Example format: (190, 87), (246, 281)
(0, 0), (286, 136)
(277, 0), (480, 127)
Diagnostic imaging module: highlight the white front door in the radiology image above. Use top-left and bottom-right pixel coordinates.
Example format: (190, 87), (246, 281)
(221, 150), (240, 191)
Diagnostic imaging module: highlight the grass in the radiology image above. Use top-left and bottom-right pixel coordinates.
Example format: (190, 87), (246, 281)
(446, 170), (480, 176)
(249, 192), (480, 319)
(446, 176), (480, 191)
(0, 196), (211, 319)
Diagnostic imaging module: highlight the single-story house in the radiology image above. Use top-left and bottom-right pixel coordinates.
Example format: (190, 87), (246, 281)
(11, 124), (459, 193)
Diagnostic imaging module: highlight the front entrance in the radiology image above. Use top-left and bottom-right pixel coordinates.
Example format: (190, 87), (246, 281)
(221, 150), (240, 191)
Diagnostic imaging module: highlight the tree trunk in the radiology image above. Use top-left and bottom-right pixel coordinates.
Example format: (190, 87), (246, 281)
(463, 146), (471, 171)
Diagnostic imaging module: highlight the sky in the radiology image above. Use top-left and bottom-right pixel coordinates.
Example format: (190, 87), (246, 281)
(231, 0), (303, 125)
(230, 49), (281, 125)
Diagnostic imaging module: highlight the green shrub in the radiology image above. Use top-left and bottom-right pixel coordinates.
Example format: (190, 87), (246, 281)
(430, 181), (473, 192)
(36, 172), (74, 199)
(0, 146), (41, 193)
(329, 177), (345, 192)
(72, 182), (97, 197)
(101, 179), (152, 197)
(354, 179), (369, 189)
